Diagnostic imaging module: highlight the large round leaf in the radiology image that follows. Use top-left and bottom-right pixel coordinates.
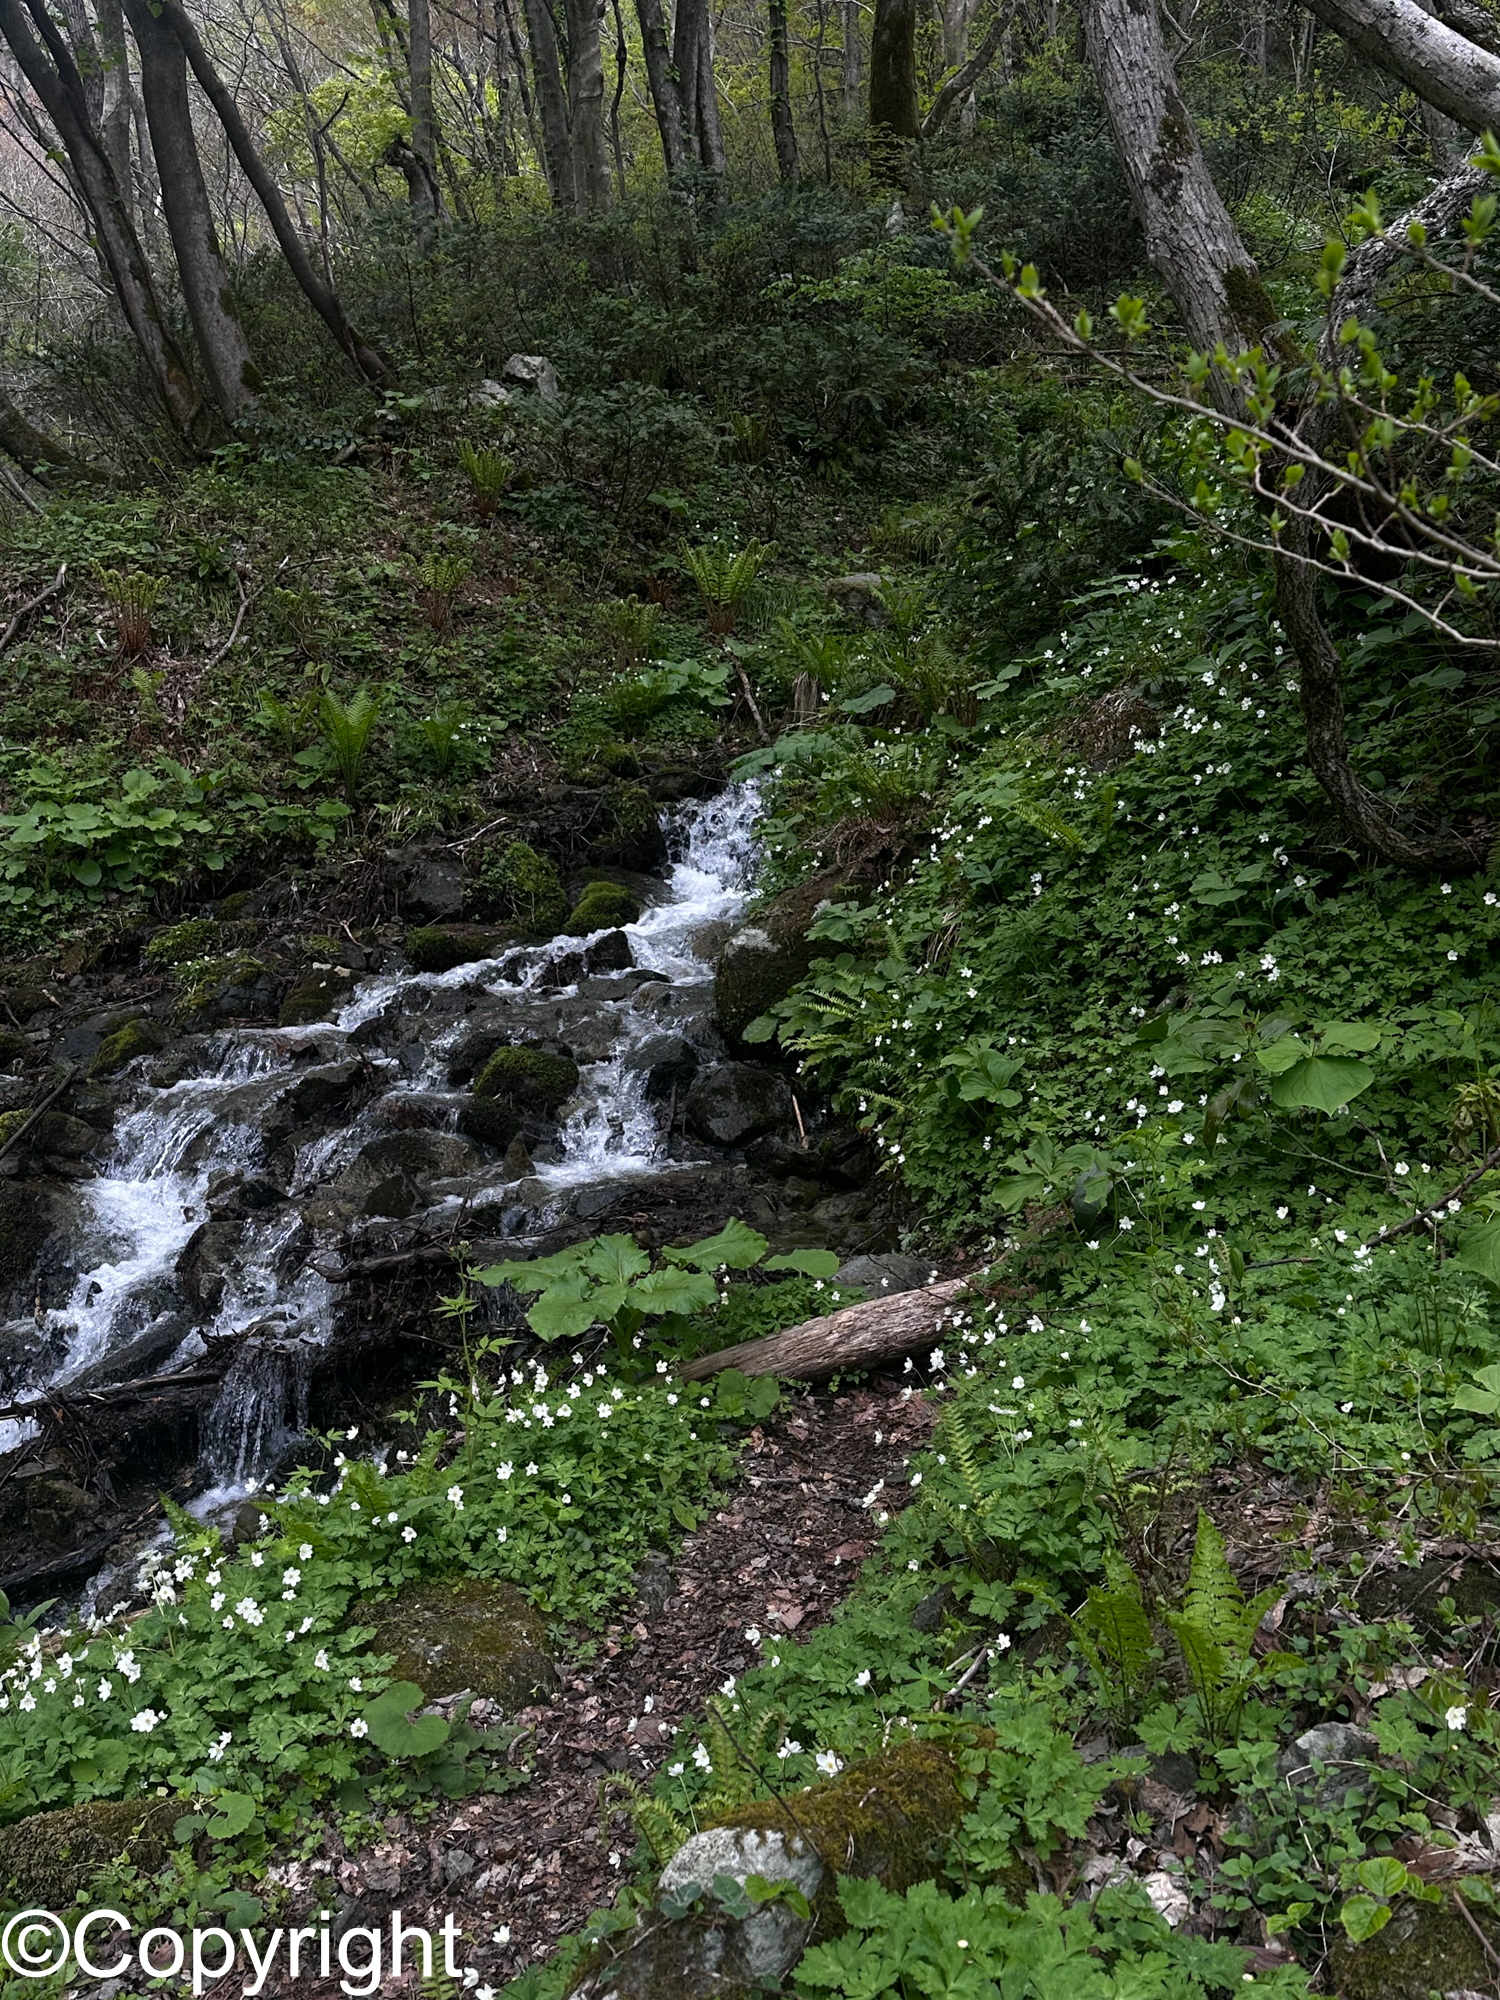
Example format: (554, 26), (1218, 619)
(1269, 1056), (1374, 1113)
(364, 1682), (450, 1758)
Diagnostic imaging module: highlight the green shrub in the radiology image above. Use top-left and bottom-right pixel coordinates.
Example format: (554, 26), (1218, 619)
(145, 918), (216, 966)
(478, 841), (568, 934)
(472, 1045), (579, 1113)
(563, 880), (642, 935)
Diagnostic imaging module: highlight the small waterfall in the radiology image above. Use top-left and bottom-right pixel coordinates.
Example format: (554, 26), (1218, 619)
(200, 1337), (313, 1486)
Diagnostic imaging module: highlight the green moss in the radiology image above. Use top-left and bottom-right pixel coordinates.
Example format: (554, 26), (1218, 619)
(1329, 1894), (1500, 1999)
(299, 933), (346, 964)
(479, 841), (568, 935)
(459, 1097), (522, 1148)
(0, 1109), (28, 1154)
(215, 891), (254, 920)
(144, 917), (217, 967)
(0, 1799), (178, 1906)
(404, 926), (506, 974)
(563, 881), (643, 935)
(473, 1045), (579, 1113)
(89, 1017), (166, 1077)
(174, 954), (270, 1016)
(277, 968), (356, 1026)
(356, 1578), (558, 1708)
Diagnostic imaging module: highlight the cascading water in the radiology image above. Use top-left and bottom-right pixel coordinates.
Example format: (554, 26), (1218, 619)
(4, 785), (762, 1490)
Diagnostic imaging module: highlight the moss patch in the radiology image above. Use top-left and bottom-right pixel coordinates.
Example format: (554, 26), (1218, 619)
(357, 1578), (558, 1707)
(145, 917), (217, 966)
(478, 841), (568, 934)
(90, 1017), (167, 1077)
(278, 967), (355, 1026)
(563, 881), (643, 935)
(405, 926), (508, 974)
(1328, 1892), (1500, 2000)
(459, 1097), (523, 1148)
(0, 1798), (178, 1906)
(473, 1045), (579, 1113)
(0, 1108), (28, 1153)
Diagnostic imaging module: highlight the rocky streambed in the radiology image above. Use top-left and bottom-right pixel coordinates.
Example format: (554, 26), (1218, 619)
(0, 784), (897, 1601)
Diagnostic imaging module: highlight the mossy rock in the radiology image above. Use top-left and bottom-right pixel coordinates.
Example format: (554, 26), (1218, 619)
(357, 1578), (558, 1708)
(478, 841), (568, 935)
(215, 891), (254, 920)
(405, 926), (508, 974)
(473, 1045), (579, 1113)
(562, 881), (643, 936)
(0, 1798), (178, 1906)
(585, 782), (667, 870)
(175, 954), (275, 1021)
(0, 1108), (28, 1153)
(459, 1097), (523, 1149)
(145, 917), (217, 967)
(1328, 1891), (1500, 1999)
(0, 1031), (29, 1070)
(714, 869), (855, 1048)
(278, 967), (356, 1026)
(89, 1017), (168, 1078)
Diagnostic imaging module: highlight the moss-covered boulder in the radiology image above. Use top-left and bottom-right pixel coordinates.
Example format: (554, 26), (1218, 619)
(0, 1031), (30, 1070)
(278, 966), (357, 1025)
(714, 870), (855, 1049)
(477, 841), (568, 934)
(571, 1741), (962, 1999)
(585, 781), (667, 871)
(459, 1097), (523, 1149)
(0, 1798), (178, 1906)
(145, 916), (217, 967)
(562, 881), (643, 936)
(0, 1108), (28, 1153)
(177, 954), (279, 1024)
(404, 926), (508, 974)
(89, 1016), (168, 1078)
(1328, 1891), (1500, 1999)
(358, 1578), (558, 1707)
(473, 1045), (579, 1113)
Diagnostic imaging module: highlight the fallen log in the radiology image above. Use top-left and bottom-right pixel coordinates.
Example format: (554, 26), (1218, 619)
(0, 1365), (225, 1429)
(679, 1276), (972, 1383)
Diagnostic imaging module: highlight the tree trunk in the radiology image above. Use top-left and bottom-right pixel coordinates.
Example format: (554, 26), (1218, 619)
(1297, 0), (1500, 127)
(842, 0), (863, 112)
(524, 0), (575, 206)
(407, 0), (441, 249)
(680, 1279), (971, 1382)
(563, 0), (613, 210)
(922, 3), (1013, 136)
(0, 0), (206, 446)
(153, 0), (393, 385)
(1080, 0), (1276, 358)
(940, 0), (969, 70)
(634, 0), (687, 170)
(869, 0), (917, 176)
(675, 0), (725, 173)
(769, 0), (800, 180)
(94, 0), (136, 209)
(122, 0), (260, 423)
(0, 389), (111, 481)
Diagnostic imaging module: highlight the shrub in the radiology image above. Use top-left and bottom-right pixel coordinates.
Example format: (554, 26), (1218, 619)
(563, 880), (643, 935)
(472, 1045), (579, 1113)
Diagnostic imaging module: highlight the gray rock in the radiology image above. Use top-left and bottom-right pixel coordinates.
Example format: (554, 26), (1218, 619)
(401, 855), (467, 920)
(657, 1826), (820, 1985)
(624, 1034), (699, 1101)
(585, 929), (634, 973)
(1277, 1722), (1379, 1806)
(503, 352), (559, 398)
(685, 1064), (794, 1148)
(825, 572), (889, 627)
(834, 1252), (932, 1297)
(466, 378), (512, 409)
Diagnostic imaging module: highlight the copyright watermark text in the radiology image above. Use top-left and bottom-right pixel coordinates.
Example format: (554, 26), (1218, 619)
(1, 1906), (463, 1994)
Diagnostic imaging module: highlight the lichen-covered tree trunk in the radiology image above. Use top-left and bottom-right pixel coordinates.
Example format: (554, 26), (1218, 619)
(122, 0), (260, 423)
(1297, 0), (1500, 127)
(675, 0), (726, 173)
(633, 0), (686, 171)
(93, 0), (137, 212)
(563, 0), (613, 211)
(1080, 0), (1276, 358)
(406, 0), (442, 249)
(0, 0), (206, 446)
(523, 0), (575, 207)
(769, 0), (800, 181)
(841, 0), (863, 112)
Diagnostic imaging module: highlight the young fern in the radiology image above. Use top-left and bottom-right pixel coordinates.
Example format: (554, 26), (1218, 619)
(1068, 1555), (1160, 1729)
(457, 441), (513, 518)
(681, 539), (777, 634)
(1162, 1510), (1281, 1742)
(316, 686), (384, 803)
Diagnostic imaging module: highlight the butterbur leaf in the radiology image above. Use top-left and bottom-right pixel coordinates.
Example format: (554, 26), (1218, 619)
(764, 1247), (841, 1278)
(1316, 1020), (1382, 1053)
(527, 1291), (604, 1341)
(1456, 1222), (1500, 1287)
(205, 1791), (257, 1838)
(582, 1235), (652, 1286)
(628, 1266), (718, 1315)
(667, 1217), (769, 1271)
(1269, 1056), (1373, 1113)
(364, 1682), (450, 1759)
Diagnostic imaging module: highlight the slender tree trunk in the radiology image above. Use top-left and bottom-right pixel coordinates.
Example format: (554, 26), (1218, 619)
(769, 0), (800, 180)
(1080, 0), (1277, 357)
(122, 0), (259, 422)
(940, 0), (969, 70)
(94, 0), (136, 206)
(674, 0), (724, 173)
(922, 3), (1013, 136)
(153, 0), (394, 384)
(0, 0), (206, 444)
(634, 0), (687, 169)
(697, 1), (726, 171)
(869, 0), (917, 177)
(1296, 0), (1500, 127)
(842, 0), (863, 112)
(563, 0), (613, 210)
(523, 0), (574, 205)
(406, 0), (441, 248)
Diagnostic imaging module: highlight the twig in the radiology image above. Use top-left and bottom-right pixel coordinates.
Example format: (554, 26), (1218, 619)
(733, 660), (770, 745)
(204, 566), (259, 671)
(0, 1063), (80, 1164)
(0, 461), (41, 516)
(1450, 1884), (1500, 1977)
(0, 562), (65, 655)
(935, 1643), (993, 1712)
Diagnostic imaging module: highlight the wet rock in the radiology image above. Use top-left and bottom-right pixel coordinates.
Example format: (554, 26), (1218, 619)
(285, 1060), (366, 1125)
(834, 1252), (931, 1296)
(459, 1098), (523, 1149)
(0, 1076), (27, 1112)
(179, 956), (280, 1024)
(826, 572), (890, 626)
(205, 1172), (284, 1219)
(563, 881), (643, 935)
(685, 1063), (794, 1147)
(89, 1017), (168, 1077)
(0, 1180), (83, 1319)
(570, 1742), (961, 1999)
(503, 351), (560, 398)
(500, 1134), (534, 1180)
(625, 1034), (699, 1101)
(474, 1046), (579, 1114)
(357, 1577), (558, 1707)
(176, 1218), (247, 1315)
(747, 1127), (873, 1188)
(1276, 1722), (1379, 1807)
(714, 870), (855, 1048)
(0, 1799), (178, 1906)
(586, 784), (667, 872)
(404, 926), (508, 974)
(28, 1110), (99, 1159)
(1328, 1893), (1500, 1999)
(399, 852), (467, 920)
(347, 1131), (482, 1188)
(585, 928), (634, 972)
(279, 967), (357, 1026)
(364, 1174), (419, 1218)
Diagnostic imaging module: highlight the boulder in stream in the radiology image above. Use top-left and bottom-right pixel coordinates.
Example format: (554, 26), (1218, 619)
(685, 1063), (793, 1147)
(473, 1046), (580, 1114)
(713, 870), (858, 1049)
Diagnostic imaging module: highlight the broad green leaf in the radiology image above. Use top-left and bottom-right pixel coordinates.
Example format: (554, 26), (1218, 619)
(1339, 1895), (1392, 1943)
(205, 1791), (257, 1838)
(582, 1234), (652, 1285)
(629, 1267), (719, 1315)
(1316, 1020), (1382, 1053)
(528, 1291), (605, 1341)
(665, 1217), (769, 1271)
(1456, 1221), (1500, 1287)
(1269, 1056), (1374, 1112)
(764, 1248), (842, 1278)
(1355, 1856), (1410, 1898)
(1254, 1035), (1311, 1076)
(364, 1683), (450, 1759)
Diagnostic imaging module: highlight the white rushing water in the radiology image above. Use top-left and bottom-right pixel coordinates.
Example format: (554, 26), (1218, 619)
(2, 786), (762, 1467)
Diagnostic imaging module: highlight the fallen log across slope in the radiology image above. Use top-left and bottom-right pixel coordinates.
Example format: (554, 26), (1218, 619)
(679, 1276), (972, 1383)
